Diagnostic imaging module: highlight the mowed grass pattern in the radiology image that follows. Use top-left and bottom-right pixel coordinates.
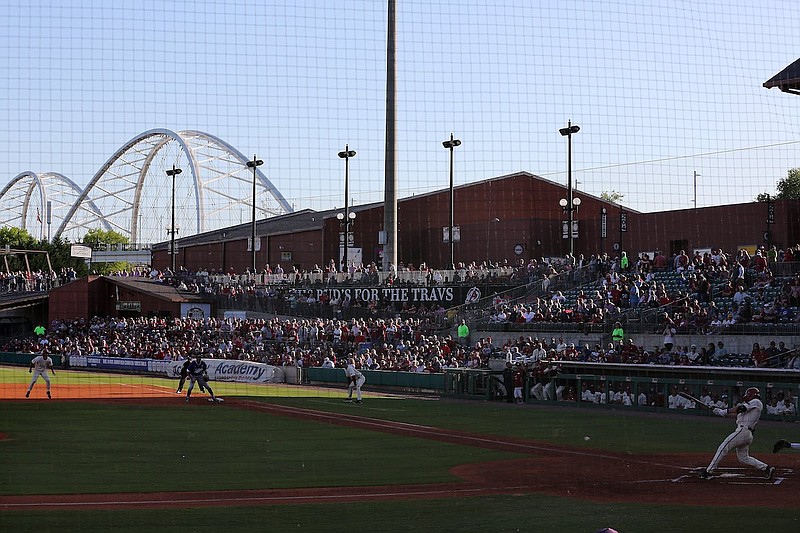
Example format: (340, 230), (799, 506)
(0, 401), (521, 495)
(1, 365), (798, 532)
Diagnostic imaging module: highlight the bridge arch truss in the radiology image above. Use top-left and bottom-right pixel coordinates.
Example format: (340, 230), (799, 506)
(50, 129), (293, 244)
(0, 171), (108, 242)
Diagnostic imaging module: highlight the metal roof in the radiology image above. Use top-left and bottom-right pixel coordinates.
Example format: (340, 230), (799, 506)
(102, 276), (206, 303)
(764, 58), (800, 95)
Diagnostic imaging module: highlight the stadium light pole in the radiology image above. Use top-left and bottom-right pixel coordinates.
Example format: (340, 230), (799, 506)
(337, 145), (356, 274)
(442, 133), (461, 270)
(246, 155), (264, 276)
(165, 164), (182, 273)
(559, 121), (580, 257)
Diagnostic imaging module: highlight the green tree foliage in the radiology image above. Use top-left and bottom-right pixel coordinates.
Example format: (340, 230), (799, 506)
(0, 227), (39, 272)
(89, 261), (132, 275)
(757, 167), (800, 201)
(600, 190), (625, 204)
(0, 228), (93, 275)
(0, 226), (37, 249)
(80, 229), (136, 274)
(82, 228), (129, 245)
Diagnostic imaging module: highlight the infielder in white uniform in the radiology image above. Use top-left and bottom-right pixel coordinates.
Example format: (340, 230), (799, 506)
(26, 354), (55, 399)
(699, 387), (774, 479)
(344, 358), (365, 404)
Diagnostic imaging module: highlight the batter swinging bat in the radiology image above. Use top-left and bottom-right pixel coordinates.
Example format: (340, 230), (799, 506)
(678, 391), (713, 410)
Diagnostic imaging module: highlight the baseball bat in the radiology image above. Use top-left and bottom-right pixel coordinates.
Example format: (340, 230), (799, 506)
(678, 391), (713, 410)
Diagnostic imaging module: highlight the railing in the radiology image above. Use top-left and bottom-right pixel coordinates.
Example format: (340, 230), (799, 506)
(210, 267), (520, 287)
(89, 242), (152, 251)
(772, 262), (800, 277)
(463, 264), (594, 326)
(211, 293), (451, 327)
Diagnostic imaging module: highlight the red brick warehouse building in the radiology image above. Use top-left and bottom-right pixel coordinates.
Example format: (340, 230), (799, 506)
(150, 172), (800, 273)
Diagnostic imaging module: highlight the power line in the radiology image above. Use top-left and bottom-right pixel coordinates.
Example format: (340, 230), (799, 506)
(543, 139), (800, 177)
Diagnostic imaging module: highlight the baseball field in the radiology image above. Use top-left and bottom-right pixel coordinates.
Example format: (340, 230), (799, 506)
(1, 365), (798, 532)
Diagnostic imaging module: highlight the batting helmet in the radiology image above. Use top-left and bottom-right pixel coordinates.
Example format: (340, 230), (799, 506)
(744, 387), (760, 398)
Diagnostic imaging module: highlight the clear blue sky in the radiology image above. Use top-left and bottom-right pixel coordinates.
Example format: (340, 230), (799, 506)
(0, 0), (798, 228)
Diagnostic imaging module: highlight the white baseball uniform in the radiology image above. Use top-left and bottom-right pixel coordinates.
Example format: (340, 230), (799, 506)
(27, 355), (54, 393)
(705, 398), (768, 473)
(345, 363), (365, 401)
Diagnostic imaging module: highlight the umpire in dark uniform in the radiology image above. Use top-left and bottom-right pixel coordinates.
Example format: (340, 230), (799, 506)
(175, 357), (191, 393)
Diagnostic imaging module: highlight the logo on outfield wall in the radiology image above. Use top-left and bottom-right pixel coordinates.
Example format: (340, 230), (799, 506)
(464, 287), (481, 304)
(186, 307), (206, 319)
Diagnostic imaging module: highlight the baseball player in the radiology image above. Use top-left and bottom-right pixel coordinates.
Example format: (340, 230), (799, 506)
(175, 357), (191, 394)
(773, 439), (800, 453)
(344, 357), (365, 404)
(175, 355), (206, 394)
(26, 354), (55, 399)
(699, 387), (775, 480)
(184, 354), (223, 403)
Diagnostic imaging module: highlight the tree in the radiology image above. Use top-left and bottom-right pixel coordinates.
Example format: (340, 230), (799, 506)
(757, 167), (800, 201)
(0, 226), (37, 249)
(82, 228), (129, 246)
(600, 190), (625, 204)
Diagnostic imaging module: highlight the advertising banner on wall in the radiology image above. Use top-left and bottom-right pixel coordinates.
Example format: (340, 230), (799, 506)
(181, 303), (211, 319)
(166, 358), (285, 384)
(68, 356), (285, 384)
(309, 284), (517, 306)
(70, 356), (154, 372)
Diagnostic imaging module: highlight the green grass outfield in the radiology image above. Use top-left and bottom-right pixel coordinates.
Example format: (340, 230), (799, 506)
(1, 366), (797, 532)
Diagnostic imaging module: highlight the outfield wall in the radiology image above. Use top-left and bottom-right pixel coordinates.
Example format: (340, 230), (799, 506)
(0, 353), (288, 384)
(306, 367), (446, 393)
(0, 352), (62, 366)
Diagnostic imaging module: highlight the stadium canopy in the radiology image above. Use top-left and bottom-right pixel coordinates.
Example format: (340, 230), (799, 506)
(764, 57), (800, 95)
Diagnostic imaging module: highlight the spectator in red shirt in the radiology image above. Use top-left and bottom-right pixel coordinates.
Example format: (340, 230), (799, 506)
(751, 342), (768, 367)
(653, 251), (668, 270)
(753, 250), (768, 273)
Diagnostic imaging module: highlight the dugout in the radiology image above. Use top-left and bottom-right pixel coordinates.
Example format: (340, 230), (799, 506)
(443, 362), (800, 421)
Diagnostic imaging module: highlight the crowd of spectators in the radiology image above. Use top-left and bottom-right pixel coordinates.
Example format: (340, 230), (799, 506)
(2, 246), (798, 380)
(484, 245), (800, 335)
(0, 268), (76, 295)
(497, 332), (799, 369)
(109, 256), (553, 289)
(101, 255), (585, 324)
(2, 315), (495, 374)
(6, 310), (797, 383)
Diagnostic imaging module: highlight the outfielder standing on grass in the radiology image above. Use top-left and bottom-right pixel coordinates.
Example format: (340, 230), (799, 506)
(26, 354), (55, 399)
(344, 357), (364, 404)
(699, 387), (775, 480)
(184, 354), (223, 403)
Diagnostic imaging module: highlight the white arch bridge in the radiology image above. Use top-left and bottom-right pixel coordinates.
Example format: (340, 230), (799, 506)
(0, 129), (293, 245)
